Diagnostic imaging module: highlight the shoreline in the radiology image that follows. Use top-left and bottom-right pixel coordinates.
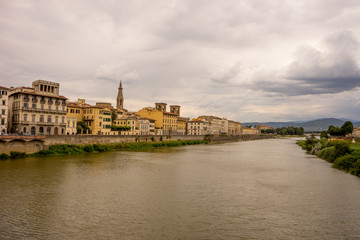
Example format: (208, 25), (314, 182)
(296, 138), (360, 177)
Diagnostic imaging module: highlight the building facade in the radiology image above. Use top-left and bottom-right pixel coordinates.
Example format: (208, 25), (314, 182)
(137, 103), (180, 135)
(187, 120), (210, 135)
(0, 86), (9, 134)
(8, 80), (67, 135)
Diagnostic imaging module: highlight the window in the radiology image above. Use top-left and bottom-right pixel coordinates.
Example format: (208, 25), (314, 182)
(61, 117), (65, 123)
(24, 114), (27, 121)
(40, 115), (44, 122)
(1, 119), (4, 125)
(70, 109), (74, 113)
(24, 103), (28, 108)
(56, 105), (58, 111)
(32, 104), (36, 109)
(67, 120), (70, 127)
(32, 115), (36, 122)
(49, 105), (51, 111)
(47, 116), (52, 123)
(1, 109), (4, 115)
(55, 116), (58, 123)
(41, 104), (44, 110)
(2, 100), (5, 105)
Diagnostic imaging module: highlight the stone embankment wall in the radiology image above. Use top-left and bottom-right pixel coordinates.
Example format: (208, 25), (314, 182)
(0, 136), (46, 155)
(0, 134), (274, 154)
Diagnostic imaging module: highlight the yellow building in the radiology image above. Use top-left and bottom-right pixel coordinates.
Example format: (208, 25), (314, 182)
(113, 115), (139, 135)
(136, 103), (180, 135)
(66, 99), (112, 135)
(177, 117), (189, 135)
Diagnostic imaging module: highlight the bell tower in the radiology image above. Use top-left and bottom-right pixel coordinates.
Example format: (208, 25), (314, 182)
(116, 80), (124, 109)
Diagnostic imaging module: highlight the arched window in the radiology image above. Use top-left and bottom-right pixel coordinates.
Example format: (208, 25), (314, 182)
(39, 127), (44, 135)
(46, 127), (51, 135)
(31, 127), (36, 135)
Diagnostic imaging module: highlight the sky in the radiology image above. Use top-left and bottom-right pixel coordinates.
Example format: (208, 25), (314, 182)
(1, 0), (360, 122)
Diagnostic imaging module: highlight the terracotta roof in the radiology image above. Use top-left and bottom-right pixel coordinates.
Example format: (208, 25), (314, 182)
(0, 86), (10, 90)
(178, 117), (190, 121)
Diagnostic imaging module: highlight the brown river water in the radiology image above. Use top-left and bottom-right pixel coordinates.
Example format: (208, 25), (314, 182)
(0, 138), (360, 239)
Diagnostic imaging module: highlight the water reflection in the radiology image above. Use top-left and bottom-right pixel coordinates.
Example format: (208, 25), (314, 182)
(1, 139), (360, 239)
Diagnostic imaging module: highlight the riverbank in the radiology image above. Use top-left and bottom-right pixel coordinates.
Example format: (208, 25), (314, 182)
(297, 137), (360, 177)
(0, 140), (209, 160)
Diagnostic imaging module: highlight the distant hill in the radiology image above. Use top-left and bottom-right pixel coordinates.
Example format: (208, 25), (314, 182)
(243, 118), (360, 132)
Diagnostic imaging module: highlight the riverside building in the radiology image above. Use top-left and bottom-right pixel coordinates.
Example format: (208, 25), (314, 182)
(0, 86), (9, 134)
(8, 80), (67, 135)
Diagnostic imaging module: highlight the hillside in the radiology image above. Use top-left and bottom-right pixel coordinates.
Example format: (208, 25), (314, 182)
(243, 118), (360, 132)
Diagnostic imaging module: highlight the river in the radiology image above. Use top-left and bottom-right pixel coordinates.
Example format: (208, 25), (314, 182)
(0, 138), (360, 239)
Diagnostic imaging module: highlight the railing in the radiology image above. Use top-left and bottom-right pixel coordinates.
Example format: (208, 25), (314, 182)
(12, 106), (66, 114)
(12, 120), (66, 126)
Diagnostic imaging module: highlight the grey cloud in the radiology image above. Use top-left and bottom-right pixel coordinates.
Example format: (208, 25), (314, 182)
(252, 31), (360, 96)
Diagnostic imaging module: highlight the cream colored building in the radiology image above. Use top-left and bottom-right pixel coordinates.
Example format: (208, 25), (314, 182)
(198, 116), (228, 135)
(66, 117), (77, 135)
(0, 86), (9, 134)
(228, 120), (242, 135)
(242, 127), (259, 134)
(8, 80), (67, 135)
(187, 119), (210, 135)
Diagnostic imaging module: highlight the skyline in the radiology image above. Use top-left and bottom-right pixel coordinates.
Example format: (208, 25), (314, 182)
(1, 1), (360, 122)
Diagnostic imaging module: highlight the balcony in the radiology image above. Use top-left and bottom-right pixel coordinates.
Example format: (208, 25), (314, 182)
(32, 98), (37, 103)
(23, 97), (30, 102)
(55, 101), (60, 105)
(12, 106), (66, 114)
(40, 99), (46, 104)
(62, 101), (66, 106)
(48, 100), (53, 105)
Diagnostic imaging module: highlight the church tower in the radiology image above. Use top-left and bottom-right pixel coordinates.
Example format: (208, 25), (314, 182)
(116, 80), (124, 109)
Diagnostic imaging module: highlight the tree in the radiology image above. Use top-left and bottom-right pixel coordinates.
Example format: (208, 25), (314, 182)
(296, 127), (305, 136)
(111, 109), (118, 123)
(77, 121), (90, 134)
(328, 125), (343, 136)
(320, 130), (328, 139)
(341, 121), (354, 136)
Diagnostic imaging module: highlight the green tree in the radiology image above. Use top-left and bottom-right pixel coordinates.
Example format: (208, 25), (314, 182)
(328, 125), (343, 136)
(341, 121), (354, 136)
(111, 109), (118, 123)
(320, 130), (328, 139)
(77, 121), (89, 134)
(296, 127), (305, 135)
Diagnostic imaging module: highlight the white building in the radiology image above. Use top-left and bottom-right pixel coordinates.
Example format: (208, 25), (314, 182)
(0, 86), (9, 134)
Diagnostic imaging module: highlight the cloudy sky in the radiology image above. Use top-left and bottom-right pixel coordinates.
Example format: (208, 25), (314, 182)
(1, 0), (360, 122)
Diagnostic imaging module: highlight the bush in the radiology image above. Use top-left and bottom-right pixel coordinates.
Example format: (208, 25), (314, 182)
(0, 153), (10, 160)
(93, 144), (110, 152)
(84, 145), (94, 152)
(333, 155), (360, 172)
(332, 140), (352, 159)
(317, 147), (336, 163)
(10, 151), (27, 159)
